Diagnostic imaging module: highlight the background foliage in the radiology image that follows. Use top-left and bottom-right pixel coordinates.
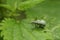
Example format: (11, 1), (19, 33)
(0, 0), (60, 40)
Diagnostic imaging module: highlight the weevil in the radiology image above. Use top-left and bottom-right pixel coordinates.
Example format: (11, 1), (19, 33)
(31, 17), (46, 29)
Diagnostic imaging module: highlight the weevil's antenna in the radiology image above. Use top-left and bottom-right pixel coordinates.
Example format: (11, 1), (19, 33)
(40, 15), (47, 20)
(34, 16), (38, 21)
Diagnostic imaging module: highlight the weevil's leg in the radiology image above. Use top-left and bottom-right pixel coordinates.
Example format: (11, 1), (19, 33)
(39, 24), (41, 28)
(35, 24), (37, 28)
(32, 24), (38, 30)
(41, 24), (45, 29)
(39, 24), (45, 29)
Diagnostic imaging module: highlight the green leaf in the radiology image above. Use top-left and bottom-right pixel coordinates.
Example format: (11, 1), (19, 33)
(18, 0), (44, 10)
(0, 0), (60, 40)
(6, 0), (25, 10)
(1, 18), (23, 40)
(25, 0), (60, 40)
(0, 4), (14, 11)
(0, 0), (22, 11)
(1, 18), (53, 40)
(51, 24), (60, 40)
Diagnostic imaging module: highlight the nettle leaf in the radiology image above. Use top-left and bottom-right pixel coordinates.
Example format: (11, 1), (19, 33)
(6, 0), (27, 10)
(1, 18), (53, 40)
(0, 4), (14, 11)
(51, 24), (60, 40)
(6, 0), (17, 9)
(26, 0), (60, 40)
(18, 0), (44, 10)
(0, 0), (60, 40)
(1, 18), (23, 40)
(0, 0), (22, 11)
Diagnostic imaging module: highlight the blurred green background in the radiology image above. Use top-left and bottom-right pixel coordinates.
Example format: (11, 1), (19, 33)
(0, 0), (60, 40)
